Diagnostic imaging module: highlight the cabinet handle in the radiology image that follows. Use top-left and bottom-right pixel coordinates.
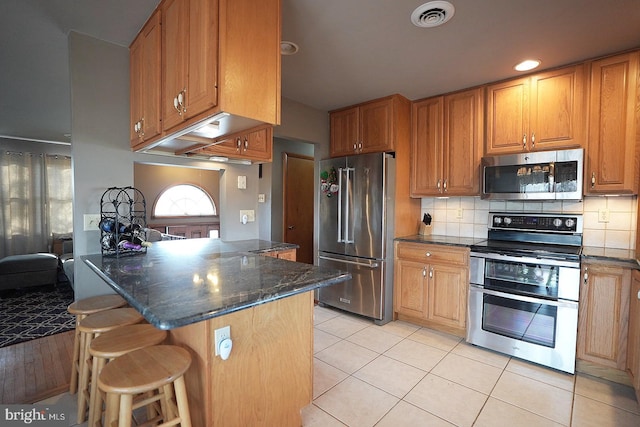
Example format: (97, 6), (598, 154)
(358, 142), (363, 152)
(178, 90), (186, 114)
(425, 252), (431, 257)
(637, 290), (640, 300)
(243, 138), (248, 151)
(522, 134), (527, 149)
(437, 180), (441, 191)
(236, 138), (242, 152)
(443, 180), (448, 192)
(139, 118), (144, 137)
(429, 267), (433, 278)
(591, 172), (596, 188)
(422, 267), (427, 277)
(173, 96), (180, 113)
(531, 132), (535, 148)
(353, 143), (358, 151)
(583, 267), (588, 284)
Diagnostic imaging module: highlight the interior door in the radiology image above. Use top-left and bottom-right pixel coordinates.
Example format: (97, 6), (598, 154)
(283, 153), (314, 264)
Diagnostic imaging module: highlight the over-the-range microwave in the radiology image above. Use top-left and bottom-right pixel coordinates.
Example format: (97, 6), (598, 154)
(481, 148), (584, 200)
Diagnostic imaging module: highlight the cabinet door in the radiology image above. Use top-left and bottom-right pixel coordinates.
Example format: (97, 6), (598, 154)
(184, 0), (218, 119)
(628, 271), (640, 398)
(586, 52), (639, 195)
(443, 88), (483, 195)
(130, 11), (161, 147)
(577, 263), (630, 369)
(129, 32), (144, 145)
(485, 77), (530, 154)
(410, 97), (443, 196)
(359, 98), (393, 154)
(395, 259), (427, 319)
(427, 263), (468, 329)
(330, 107), (358, 157)
(529, 65), (586, 151)
(162, 0), (189, 131)
(240, 126), (272, 161)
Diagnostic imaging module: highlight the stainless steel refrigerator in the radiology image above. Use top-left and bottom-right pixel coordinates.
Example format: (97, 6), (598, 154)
(317, 152), (395, 325)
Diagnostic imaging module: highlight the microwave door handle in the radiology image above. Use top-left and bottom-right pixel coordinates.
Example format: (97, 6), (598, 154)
(337, 168), (343, 243)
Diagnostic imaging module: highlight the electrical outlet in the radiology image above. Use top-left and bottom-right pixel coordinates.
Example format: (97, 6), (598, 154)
(239, 210), (255, 222)
(237, 175), (247, 189)
(258, 194), (266, 203)
(456, 208), (464, 219)
(214, 326), (230, 356)
(83, 214), (101, 231)
(598, 208), (610, 223)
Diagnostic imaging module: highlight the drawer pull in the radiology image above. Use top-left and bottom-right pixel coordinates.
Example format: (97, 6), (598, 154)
(425, 252), (431, 257)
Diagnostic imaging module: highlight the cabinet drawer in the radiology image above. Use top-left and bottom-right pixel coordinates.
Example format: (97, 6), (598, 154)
(396, 242), (468, 266)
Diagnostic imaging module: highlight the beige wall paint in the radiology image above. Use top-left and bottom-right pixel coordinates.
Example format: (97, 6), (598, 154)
(133, 163), (220, 227)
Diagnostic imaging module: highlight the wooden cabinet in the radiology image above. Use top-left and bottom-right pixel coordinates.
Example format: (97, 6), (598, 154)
(585, 52), (640, 195)
(411, 88), (483, 196)
(394, 242), (469, 336)
(485, 65), (586, 154)
(161, 0), (218, 132)
(129, 11), (161, 146)
(185, 124), (273, 163)
(262, 248), (297, 262)
(130, 0), (280, 154)
(628, 270), (640, 402)
(577, 262), (630, 370)
(329, 95), (410, 157)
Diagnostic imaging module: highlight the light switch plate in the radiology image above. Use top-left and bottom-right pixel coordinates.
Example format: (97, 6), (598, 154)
(83, 214), (101, 231)
(237, 175), (247, 189)
(239, 210), (255, 222)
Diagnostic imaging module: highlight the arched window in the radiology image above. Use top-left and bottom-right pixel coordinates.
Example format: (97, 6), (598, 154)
(153, 184), (217, 217)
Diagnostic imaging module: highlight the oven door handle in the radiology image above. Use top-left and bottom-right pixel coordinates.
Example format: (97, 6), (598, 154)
(469, 252), (580, 268)
(470, 284), (578, 308)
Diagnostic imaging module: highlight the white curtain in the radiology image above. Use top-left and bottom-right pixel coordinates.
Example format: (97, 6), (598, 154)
(0, 151), (72, 258)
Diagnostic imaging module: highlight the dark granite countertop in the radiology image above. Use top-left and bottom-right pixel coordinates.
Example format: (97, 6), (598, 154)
(82, 239), (350, 330)
(581, 246), (640, 269)
(395, 234), (486, 248)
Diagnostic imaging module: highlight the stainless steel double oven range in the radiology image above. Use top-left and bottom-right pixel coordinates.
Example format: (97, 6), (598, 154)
(467, 213), (582, 374)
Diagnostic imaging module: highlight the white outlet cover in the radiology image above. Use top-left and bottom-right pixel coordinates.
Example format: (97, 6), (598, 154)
(237, 175), (247, 189)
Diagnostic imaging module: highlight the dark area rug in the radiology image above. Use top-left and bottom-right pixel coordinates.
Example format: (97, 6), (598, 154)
(0, 278), (75, 348)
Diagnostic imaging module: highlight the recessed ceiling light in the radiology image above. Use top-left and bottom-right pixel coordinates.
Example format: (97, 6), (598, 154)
(411, 1), (455, 28)
(280, 41), (299, 55)
(514, 59), (541, 72)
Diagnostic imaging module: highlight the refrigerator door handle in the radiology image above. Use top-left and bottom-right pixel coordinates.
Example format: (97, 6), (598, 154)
(318, 255), (379, 269)
(345, 167), (355, 244)
(337, 168), (343, 243)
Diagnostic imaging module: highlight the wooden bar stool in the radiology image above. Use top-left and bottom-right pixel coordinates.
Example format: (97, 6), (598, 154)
(98, 345), (192, 427)
(68, 294), (127, 395)
(77, 307), (144, 424)
(88, 324), (167, 427)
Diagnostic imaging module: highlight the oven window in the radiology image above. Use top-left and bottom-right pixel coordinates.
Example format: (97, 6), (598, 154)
(484, 160), (578, 194)
(484, 259), (558, 299)
(482, 294), (557, 348)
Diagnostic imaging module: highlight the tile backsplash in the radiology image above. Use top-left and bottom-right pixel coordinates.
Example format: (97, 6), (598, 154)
(420, 196), (637, 250)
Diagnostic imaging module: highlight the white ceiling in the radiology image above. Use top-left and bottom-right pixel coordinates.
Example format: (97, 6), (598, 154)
(2, 0), (640, 143)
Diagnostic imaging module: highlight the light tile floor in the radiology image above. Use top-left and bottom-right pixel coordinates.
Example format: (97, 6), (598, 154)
(38, 305), (640, 426)
(305, 305), (640, 427)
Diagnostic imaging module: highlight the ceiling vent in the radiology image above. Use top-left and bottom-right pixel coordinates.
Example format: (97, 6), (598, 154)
(411, 1), (455, 28)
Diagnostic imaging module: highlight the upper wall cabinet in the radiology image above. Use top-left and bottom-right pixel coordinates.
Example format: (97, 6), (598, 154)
(329, 95), (410, 158)
(585, 52), (639, 195)
(130, 11), (161, 146)
(130, 0), (281, 156)
(161, 0), (218, 132)
(411, 88), (483, 197)
(485, 65), (586, 155)
(182, 124), (273, 163)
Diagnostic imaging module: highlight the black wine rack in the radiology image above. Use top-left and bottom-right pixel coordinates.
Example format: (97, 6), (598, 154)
(99, 186), (147, 256)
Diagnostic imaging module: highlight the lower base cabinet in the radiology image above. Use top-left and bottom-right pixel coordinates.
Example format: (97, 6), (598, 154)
(577, 262), (630, 370)
(394, 241), (469, 336)
(628, 270), (640, 402)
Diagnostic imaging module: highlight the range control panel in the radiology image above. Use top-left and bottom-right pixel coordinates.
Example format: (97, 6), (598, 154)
(488, 213), (582, 233)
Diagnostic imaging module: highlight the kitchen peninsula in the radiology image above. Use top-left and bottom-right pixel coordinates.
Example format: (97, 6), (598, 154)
(83, 238), (350, 427)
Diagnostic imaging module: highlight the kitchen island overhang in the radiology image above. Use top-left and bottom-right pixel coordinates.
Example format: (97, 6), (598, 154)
(82, 238), (351, 329)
